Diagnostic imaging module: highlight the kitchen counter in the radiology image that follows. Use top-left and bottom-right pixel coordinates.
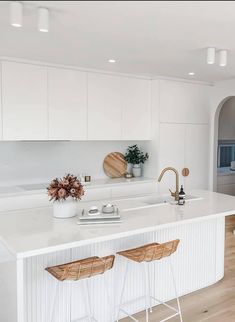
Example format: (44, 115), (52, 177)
(1, 189), (234, 322)
(0, 189), (234, 259)
(217, 167), (235, 176)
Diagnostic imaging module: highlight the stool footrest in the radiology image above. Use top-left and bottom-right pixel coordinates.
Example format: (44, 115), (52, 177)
(119, 308), (139, 322)
(72, 315), (98, 322)
(150, 296), (179, 313)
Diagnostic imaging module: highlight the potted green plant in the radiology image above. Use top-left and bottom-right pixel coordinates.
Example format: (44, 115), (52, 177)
(124, 144), (149, 177)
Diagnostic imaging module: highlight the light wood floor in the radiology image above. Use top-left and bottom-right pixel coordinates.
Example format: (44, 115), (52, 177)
(122, 216), (235, 322)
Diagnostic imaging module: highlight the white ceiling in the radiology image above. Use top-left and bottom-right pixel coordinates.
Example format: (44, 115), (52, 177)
(1, 1), (235, 82)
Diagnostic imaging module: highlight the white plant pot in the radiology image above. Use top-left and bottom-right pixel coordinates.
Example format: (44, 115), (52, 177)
(132, 164), (142, 177)
(53, 198), (78, 219)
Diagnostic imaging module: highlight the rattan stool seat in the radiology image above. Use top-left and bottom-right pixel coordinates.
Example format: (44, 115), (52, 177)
(117, 239), (180, 263)
(46, 255), (115, 281)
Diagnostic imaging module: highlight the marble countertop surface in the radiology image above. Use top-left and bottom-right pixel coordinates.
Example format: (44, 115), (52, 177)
(0, 190), (235, 260)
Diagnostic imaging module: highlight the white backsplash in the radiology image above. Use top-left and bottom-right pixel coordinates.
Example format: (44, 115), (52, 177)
(0, 141), (152, 187)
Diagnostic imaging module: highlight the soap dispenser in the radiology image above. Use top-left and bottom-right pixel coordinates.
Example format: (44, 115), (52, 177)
(178, 185), (186, 205)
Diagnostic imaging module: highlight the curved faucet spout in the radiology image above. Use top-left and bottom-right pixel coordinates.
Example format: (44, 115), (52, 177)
(158, 167), (180, 202)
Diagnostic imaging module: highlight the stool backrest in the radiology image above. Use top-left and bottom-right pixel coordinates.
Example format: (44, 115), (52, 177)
(46, 255), (115, 281)
(117, 239), (180, 263)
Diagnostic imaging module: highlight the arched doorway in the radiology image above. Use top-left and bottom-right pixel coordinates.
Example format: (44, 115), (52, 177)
(213, 96), (235, 194)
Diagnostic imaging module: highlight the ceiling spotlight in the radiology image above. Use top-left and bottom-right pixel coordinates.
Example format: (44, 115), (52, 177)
(188, 72), (195, 76)
(10, 1), (23, 28)
(207, 47), (216, 65)
(108, 59), (116, 63)
(219, 50), (227, 67)
(38, 7), (49, 32)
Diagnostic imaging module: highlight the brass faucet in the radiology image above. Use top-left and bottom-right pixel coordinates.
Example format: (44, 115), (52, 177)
(158, 167), (180, 202)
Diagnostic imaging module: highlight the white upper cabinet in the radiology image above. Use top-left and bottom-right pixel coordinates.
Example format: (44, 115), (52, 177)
(159, 80), (209, 124)
(87, 73), (123, 140)
(48, 68), (87, 140)
(2, 62), (47, 140)
(122, 77), (151, 140)
(87, 72), (151, 140)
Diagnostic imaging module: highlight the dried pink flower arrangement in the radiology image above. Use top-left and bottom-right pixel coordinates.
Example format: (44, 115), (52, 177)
(47, 174), (84, 202)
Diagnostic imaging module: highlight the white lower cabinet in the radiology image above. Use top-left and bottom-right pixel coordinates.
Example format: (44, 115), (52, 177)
(159, 123), (209, 193)
(48, 68), (87, 140)
(2, 62), (48, 140)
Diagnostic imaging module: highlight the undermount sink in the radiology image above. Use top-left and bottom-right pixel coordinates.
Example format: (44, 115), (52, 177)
(140, 194), (201, 205)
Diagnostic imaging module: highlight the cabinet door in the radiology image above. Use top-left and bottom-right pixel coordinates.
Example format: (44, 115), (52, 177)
(158, 123), (185, 194)
(87, 73), (122, 140)
(184, 124), (209, 190)
(159, 80), (209, 124)
(0, 64), (2, 140)
(48, 68), (87, 140)
(2, 62), (47, 140)
(122, 78), (151, 140)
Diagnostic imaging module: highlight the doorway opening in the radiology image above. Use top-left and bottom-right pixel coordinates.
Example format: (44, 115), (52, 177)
(214, 96), (235, 195)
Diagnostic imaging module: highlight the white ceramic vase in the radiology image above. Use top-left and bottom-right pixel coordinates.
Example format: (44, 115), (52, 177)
(132, 164), (142, 177)
(53, 198), (78, 219)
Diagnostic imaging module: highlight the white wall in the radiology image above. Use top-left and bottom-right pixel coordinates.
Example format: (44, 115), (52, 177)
(218, 97), (235, 140)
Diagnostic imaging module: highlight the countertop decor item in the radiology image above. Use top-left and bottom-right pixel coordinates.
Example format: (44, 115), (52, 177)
(124, 145), (149, 177)
(47, 174), (84, 218)
(103, 152), (127, 178)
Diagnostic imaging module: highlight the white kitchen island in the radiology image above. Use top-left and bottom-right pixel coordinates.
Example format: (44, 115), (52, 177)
(0, 190), (234, 322)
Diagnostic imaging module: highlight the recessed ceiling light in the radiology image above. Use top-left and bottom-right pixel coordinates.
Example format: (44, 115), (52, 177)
(108, 59), (116, 63)
(10, 1), (23, 28)
(188, 72), (195, 76)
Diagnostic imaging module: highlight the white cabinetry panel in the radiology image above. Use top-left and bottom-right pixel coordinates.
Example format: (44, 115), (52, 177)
(158, 123), (185, 193)
(184, 124), (209, 190)
(48, 68), (87, 140)
(0, 63), (2, 140)
(2, 62), (47, 140)
(159, 80), (209, 124)
(122, 78), (151, 140)
(159, 123), (209, 192)
(87, 73), (122, 140)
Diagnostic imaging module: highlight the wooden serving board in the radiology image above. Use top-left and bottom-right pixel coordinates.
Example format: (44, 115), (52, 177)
(103, 152), (127, 178)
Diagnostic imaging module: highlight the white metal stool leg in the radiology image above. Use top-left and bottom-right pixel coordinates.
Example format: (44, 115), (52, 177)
(143, 262), (151, 322)
(49, 281), (59, 322)
(168, 258), (183, 322)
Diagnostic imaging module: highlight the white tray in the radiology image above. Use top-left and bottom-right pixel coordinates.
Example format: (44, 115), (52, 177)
(78, 208), (121, 220)
(77, 219), (123, 225)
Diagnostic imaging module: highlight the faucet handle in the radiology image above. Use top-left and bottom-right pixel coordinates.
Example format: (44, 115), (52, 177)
(169, 189), (176, 197)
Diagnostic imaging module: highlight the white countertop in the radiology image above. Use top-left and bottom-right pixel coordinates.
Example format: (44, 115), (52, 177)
(0, 177), (155, 198)
(0, 190), (235, 260)
(217, 167), (235, 176)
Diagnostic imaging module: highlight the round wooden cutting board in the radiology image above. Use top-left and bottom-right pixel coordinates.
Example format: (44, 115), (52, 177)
(103, 152), (127, 178)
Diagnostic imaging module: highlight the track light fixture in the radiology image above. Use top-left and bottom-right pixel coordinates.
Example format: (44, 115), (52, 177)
(10, 1), (23, 28)
(219, 50), (227, 67)
(207, 47), (215, 65)
(38, 7), (49, 32)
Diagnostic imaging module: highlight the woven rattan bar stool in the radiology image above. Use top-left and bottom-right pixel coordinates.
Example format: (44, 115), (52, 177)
(116, 239), (182, 322)
(46, 255), (115, 322)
